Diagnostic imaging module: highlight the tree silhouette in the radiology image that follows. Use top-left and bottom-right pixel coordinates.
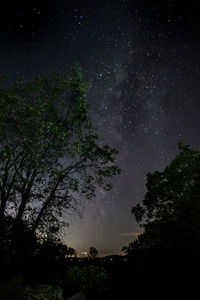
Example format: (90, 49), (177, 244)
(0, 65), (120, 241)
(130, 143), (200, 252)
(88, 247), (98, 259)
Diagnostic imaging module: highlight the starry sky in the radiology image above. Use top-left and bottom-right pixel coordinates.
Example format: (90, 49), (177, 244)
(1, 0), (200, 256)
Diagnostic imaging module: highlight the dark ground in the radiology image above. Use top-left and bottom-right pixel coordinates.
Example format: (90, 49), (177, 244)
(0, 250), (199, 299)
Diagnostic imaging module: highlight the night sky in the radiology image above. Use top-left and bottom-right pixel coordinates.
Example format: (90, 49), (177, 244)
(1, 0), (200, 256)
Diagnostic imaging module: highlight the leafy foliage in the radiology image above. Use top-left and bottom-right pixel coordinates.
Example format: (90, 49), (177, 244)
(0, 65), (120, 239)
(67, 265), (108, 294)
(129, 143), (200, 252)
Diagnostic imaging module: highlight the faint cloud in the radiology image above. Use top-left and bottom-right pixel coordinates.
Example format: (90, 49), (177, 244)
(121, 231), (141, 237)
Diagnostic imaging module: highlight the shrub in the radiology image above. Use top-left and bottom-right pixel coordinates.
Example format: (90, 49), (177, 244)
(67, 265), (108, 294)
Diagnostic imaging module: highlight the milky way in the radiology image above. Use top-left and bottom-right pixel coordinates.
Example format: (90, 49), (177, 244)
(0, 0), (200, 255)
